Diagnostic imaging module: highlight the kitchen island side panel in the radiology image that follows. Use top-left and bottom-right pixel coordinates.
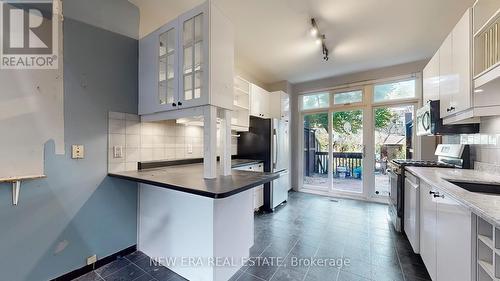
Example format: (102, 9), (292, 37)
(138, 183), (215, 280)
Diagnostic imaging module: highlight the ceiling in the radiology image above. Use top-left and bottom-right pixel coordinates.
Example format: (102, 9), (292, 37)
(130, 0), (474, 85)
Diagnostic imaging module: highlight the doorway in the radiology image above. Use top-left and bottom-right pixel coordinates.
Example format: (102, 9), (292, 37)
(302, 108), (365, 195)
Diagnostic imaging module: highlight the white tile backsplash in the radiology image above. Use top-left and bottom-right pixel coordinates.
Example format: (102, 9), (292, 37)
(108, 111), (237, 172)
(443, 116), (500, 172)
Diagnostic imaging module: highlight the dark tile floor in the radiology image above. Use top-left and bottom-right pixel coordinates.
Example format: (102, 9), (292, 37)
(74, 191), (430, 281)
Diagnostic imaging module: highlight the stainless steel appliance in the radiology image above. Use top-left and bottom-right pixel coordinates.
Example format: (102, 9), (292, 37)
(237, 116), (290, 211)
(387, 144), (471, 232)
(416, 100), (479, 136)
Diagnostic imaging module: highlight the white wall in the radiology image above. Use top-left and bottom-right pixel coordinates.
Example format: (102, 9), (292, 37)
(64, 0), (139, 39)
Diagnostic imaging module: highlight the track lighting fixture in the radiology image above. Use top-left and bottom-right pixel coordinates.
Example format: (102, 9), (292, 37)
(310, 18), (329, 61)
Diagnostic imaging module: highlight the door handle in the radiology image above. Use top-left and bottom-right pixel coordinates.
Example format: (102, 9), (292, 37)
(433, 193), (444, 198)
(177, 101), (182, 106)
(172, 103), (177, 107)
(429, 191), (436, 195)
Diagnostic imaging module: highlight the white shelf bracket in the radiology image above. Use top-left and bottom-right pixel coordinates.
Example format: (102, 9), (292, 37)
(12, 180), (21, 206)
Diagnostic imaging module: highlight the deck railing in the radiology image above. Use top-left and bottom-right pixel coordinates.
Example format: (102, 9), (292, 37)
(314, 152), (363, 178)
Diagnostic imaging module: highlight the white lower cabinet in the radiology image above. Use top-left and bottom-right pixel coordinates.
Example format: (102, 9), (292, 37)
(420, 181), (438, 280)
(436, 190), (472, 281)
(419, 180), (472, 281)
(234, 163), (264, 210)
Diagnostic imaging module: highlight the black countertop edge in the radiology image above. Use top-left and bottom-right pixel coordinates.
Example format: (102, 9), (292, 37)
(230, 159), (264, 168)
(138, 158), (264, 170)
(107, 172), (278, 199)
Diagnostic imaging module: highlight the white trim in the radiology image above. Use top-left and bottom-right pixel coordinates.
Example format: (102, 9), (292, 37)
(297, 73), (422, 201)
(298, 73), (419, 95)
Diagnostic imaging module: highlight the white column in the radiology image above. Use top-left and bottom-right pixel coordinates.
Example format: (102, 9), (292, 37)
(220, 109), (232, 176)
(204, 106), (218, 179)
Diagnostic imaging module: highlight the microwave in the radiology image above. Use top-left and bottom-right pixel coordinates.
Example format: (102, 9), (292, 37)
(416, 101), (479, 136)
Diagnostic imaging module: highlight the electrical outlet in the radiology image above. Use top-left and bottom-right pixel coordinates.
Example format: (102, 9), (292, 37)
(113, 146), (123, 158)
(87, 254), (97, 265)
(72, 145), (84, 159)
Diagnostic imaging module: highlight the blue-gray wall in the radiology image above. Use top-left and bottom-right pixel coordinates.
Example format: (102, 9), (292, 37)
(0, 14), (139, 281)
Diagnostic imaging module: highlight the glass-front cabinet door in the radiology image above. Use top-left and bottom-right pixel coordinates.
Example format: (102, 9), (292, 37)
(158, 25), (177, 110)
(179, 5), (209, 108)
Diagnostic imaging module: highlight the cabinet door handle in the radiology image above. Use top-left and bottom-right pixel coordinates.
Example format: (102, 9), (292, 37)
(178, 101), (182, 106)
(429, 191), (436, 195)
(433, 193), (445, 198)
(450, 106), (455, 111)
(172, 103), (177, 107)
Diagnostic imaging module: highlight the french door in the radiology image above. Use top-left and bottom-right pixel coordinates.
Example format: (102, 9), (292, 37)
(302, 108), (365, 196)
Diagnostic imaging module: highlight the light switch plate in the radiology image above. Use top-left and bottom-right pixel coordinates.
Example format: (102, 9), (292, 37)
(113, 146), (123, 158)
(187, 143), (193, 154)
(72, 145), (84, 159)
(86, 254), (97, 265)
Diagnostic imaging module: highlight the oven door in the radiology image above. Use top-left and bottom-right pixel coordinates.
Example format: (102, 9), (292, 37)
(388, 169), (399, 207)
(387, 168), (402, 232)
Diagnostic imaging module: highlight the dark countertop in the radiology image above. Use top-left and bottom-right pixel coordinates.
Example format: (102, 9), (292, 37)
(108, 160), (276, 199)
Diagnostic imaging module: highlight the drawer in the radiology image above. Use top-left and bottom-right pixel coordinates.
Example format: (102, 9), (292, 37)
(234, 162), (264, 172)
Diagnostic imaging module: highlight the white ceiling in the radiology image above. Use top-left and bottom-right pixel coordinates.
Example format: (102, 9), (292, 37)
(130, 0), (474, 85)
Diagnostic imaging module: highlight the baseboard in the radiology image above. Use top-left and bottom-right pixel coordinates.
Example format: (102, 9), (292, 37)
(50, 245), (137, 281)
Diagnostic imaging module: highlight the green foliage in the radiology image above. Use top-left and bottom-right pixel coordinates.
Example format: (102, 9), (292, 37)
(304, 108), (395, 134)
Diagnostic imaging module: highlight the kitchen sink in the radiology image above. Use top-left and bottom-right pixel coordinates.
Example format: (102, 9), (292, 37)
(447, 180), (500, 195)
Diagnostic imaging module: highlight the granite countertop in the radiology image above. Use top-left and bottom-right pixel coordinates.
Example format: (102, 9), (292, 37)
(406, 167), (500, 227)
(108, 159), (276, 199)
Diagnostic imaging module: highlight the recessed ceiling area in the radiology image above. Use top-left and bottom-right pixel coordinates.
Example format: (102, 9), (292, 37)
(130, 0), (475, 85)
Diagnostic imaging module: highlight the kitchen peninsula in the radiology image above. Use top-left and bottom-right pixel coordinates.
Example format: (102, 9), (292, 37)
(109, 159), (278, 281)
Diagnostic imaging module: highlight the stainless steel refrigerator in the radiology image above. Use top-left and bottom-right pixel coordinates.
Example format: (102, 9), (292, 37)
(237, 116), (290, 211)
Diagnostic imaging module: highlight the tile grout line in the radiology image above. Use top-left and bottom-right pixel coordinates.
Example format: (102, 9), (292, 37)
(131, 260), (159, 281)
(94, 271), (105, 281)
(268, 238), (299, 281)
(95, 258), (131, 280)
(235, 242), (272, 281)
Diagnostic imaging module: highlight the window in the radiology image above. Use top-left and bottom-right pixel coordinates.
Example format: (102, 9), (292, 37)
(333, 90), (362, 105)
(373, 80), (416, 102)
(301, 92), (329, 110)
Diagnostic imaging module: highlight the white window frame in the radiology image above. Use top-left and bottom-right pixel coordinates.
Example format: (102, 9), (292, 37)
(297, 73), (422, 202)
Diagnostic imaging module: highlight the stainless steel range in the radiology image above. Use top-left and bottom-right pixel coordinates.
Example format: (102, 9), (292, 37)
(387, 144), (471, 232)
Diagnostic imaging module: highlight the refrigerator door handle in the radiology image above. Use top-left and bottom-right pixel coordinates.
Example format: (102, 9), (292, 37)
(273, 129), (277, 170)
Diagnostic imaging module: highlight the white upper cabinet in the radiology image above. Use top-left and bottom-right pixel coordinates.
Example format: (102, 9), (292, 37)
(439, 33), (454, 118)
(452, 9), (472, 114)
(250, 84), (270, 118)
(422, 8), (474, 123)
(269, 91), (290, 121)
(139, 2), (234, 116)
(423, 49), (440, 103)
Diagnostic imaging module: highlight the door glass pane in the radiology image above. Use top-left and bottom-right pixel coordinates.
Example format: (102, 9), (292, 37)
(333, 90), (362, 104)
(303, 113), (329, 189)
(183, 45), (192, 74)
(374, 79), (416, 102)
(159, 29), (175, 105)
(194, 71), (201, 99)
(301, 92), (329, 110)
(194, 42), (202, 71)
(194, 14), (203, 41)
(332, 109), (363, 193)
(184, 74), (193, 100)
(183, 18), (193, 45)
(374, 105), (414, 196)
